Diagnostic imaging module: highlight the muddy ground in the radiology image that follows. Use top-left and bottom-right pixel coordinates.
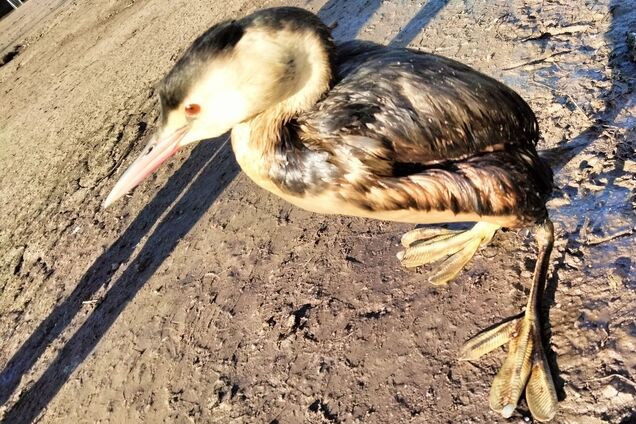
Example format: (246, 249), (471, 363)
(0, 0), (634, 423)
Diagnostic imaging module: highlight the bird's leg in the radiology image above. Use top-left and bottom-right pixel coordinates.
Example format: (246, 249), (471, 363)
(397, 221), (500, 285)
(459, 219), (557, 422)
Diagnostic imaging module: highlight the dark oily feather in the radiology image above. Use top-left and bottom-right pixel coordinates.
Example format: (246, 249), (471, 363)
(276, 42), (553, 222)
(269, 125), (550, 222)
(338, 148), (552, 223)
(268, 125), (338, 194)
(300, 42), (540, 164)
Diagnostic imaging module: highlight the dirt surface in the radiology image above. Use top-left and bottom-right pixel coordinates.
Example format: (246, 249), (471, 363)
(0, 0), (634, 423)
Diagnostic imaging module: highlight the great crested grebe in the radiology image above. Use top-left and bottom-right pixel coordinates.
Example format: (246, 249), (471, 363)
(105, 7), (558, 421)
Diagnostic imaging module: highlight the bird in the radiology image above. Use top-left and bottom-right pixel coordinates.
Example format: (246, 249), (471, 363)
(104, 7), (558, 422)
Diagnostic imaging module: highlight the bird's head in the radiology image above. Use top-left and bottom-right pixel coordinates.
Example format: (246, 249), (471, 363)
(104, 7), (334, 207)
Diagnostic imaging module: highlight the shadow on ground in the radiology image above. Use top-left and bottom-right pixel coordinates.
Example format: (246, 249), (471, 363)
(1, 138), (238, 423)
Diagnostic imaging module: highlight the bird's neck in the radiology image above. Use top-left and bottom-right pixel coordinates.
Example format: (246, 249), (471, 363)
(243, 33), (334, 156)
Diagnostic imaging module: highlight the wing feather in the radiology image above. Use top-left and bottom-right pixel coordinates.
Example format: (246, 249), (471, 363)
(299, 41), (539, 166)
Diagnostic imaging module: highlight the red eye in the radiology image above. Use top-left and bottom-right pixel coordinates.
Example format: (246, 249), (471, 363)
(184, 103), (201, 117)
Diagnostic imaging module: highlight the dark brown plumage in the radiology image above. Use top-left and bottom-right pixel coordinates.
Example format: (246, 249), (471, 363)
(248, 33), (553, 224)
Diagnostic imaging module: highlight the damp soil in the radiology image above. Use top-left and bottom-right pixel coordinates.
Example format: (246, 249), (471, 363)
(0, 0), (634, 423)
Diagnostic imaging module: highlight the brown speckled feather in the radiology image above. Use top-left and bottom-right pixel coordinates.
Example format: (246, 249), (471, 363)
(303, 41), (541, 162)
(261, 41), (553, 224)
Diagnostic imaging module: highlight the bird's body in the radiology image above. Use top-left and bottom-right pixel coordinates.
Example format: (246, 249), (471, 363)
(231, 39), (552, 228)
(105, 7), (560, 422)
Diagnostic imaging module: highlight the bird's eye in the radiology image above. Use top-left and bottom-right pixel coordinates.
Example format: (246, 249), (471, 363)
(184, 103), (201, 118)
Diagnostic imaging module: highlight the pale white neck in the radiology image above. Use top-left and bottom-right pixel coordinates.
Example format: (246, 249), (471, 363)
(244, 30), (333, 153)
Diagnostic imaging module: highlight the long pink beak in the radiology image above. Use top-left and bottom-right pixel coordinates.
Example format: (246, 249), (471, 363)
(103, 126), (189, 208)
